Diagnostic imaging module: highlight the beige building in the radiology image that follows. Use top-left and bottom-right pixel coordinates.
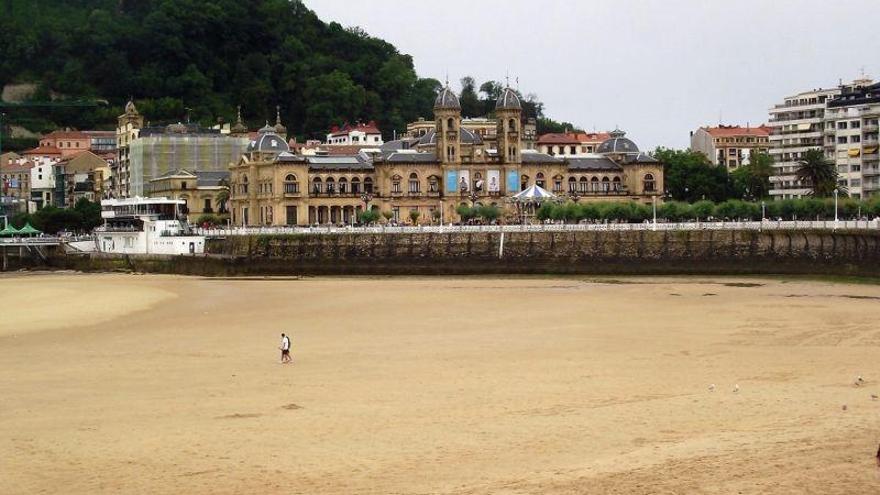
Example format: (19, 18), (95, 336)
(229, 86), (663, 226)
(690, 125), (771, 171)
(823, 79), (879, 198)
(115, 101), (145, 198)
(536, 131), (611, 157)
(56, 151), (113, 207)
(146, 169), (230, 223)
(406, 116), (538, 152)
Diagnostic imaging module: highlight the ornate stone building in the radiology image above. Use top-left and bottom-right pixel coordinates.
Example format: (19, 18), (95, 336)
(229, 87), (663, 226)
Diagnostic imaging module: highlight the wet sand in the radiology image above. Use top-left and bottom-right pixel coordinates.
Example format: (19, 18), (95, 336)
(2, 273), (880, 494)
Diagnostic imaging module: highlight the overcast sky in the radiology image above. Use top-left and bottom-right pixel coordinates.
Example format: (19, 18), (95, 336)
(308, 0), (880, 150)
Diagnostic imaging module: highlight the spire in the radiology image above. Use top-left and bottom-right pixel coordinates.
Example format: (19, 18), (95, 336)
(231, 105), (247, 134)
(274, 105), (287, 136)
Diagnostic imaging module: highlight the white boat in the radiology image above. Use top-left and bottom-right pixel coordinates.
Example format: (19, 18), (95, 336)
(96, 197), (205, 255)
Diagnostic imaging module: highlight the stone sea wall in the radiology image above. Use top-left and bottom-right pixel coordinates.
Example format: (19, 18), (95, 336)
(49, 229), (880, 277)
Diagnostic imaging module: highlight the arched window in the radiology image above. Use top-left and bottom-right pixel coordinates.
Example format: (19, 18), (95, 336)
(508, 118), (516, 131)
(284, 174), (299, 194)
(408, 173), (420, 193)
(428, 175), (439, 192)
(612, 176), (621, 192)
(601, 176), (610, 192)
(241, 175), (249, 194)
(591, 176), (599, 192)
(364, 177), (374, 193)
(338, 177), (348, 194)
(326, 177), (336, 194)
(643, 173), (656, 192)
(351, 177), (361, 193)
(536, 172), (546, 189)
(568, 176), (577, 192)
(312, 177), (322, 194)
(576, 176), (587, 193)
(553, 174), (563, 193)
(520, 174), (530, 190)
(447, 118), (455, 130)
(392, 174), (402, 194)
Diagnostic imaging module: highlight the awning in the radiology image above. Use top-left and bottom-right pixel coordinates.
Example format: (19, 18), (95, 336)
(511, 184), (557, 202)
(797, 123), (812, 131)
(864, 146), (879, 155)
(17, 223), (42, 236)
(848, 148), (861, 157)
(0, 224), (20, 237)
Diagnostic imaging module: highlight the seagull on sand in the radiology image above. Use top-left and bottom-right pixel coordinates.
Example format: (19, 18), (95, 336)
(855, 376), (865, 386)
(708, 384), (716, 392)
(871, 394), (878, 401)
(733, 384), (739, 393)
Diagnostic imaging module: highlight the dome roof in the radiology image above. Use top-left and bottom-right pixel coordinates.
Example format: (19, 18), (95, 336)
(248, 126), (290, 154)
(417, 128), (482, 146)
(495, 88), (522, 110)
(597, 128), (639, 154)
(434, 87), (461, 110)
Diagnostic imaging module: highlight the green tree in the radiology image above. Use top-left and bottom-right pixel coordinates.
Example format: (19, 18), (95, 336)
(655, 148), (733, 202)
(796, 149), (839, 197)
(459, 76), (481, 118)
(73, 198), (102, 231)
(408, 210), (420, 225)
(731, 151), (773, 200)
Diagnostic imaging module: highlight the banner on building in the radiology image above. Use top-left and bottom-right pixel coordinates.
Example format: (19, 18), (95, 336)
(487, 170), (500, 192)
(446, 170), (459, 193)
(458, 170), (470, 193)
(506, 170), (520, 194)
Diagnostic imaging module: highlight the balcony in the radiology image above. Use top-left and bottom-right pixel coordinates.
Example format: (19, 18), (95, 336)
(863, 124), (878, 132)
(283, 191), (301, 198)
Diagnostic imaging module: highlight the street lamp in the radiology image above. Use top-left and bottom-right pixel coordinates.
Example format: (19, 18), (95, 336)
(761, 200), (766, 221)
(468, 190), (479, 207)
(652, 195), (657, 231)
(833, 188), (839, 227)
(360, 191), (373, 224)
(568, 191), (580, 203)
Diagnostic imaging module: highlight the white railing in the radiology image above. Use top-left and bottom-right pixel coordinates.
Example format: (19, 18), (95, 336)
(194, 220), (880, 237)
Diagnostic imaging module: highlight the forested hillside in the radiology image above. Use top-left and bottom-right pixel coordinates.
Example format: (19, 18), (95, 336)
(0, 0), (569, 142)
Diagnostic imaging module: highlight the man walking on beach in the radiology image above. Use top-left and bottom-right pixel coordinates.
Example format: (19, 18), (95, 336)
(279, 333), (292, 364)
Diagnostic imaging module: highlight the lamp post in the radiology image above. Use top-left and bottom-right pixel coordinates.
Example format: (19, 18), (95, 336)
(833, 188), (839, 228)
(468, 190), (479, 207)
(360, 191), (373, 224)
(652, 195), (657, 231)
(761, 200), (766, 221)
(568, 191), (580, 204)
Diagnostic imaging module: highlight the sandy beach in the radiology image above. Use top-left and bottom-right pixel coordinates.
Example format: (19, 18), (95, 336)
(2, 273), (880, 494)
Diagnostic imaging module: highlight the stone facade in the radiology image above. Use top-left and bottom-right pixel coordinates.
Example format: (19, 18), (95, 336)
(229, 86), (664, 226)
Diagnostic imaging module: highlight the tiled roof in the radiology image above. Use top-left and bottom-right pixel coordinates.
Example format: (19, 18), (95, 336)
(703, 125), (771, 137)
(381, 152), (438, 163)
(22, 145), (62, 156)
(566, 156), (623, 171)
(521, 151), (564, 163)
(306, 155), (374, 170)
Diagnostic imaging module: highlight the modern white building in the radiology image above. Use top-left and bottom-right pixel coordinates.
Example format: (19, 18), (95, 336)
(28, 156), (61, 209)
(326, 122), (383, 146)
(823, 79), (879, 198)
(96, 197), (205, 255)
(768, 86), (841, 198)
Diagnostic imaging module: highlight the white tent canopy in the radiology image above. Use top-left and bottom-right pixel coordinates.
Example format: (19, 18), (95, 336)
(512, 184), (556, 202)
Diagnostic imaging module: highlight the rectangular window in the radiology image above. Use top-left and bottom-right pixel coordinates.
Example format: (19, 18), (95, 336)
(838, 136), (848, 144)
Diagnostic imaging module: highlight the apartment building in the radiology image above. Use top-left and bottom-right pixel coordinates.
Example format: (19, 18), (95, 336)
(536, 131), (612, 157)
(690, 125), (771, 171)
(824, 79), (880, 198)
(768, 86), (840, 198)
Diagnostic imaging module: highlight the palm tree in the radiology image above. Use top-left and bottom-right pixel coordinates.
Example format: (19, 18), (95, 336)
(795, 149), (840, 197)
(216, 180), (230, 214)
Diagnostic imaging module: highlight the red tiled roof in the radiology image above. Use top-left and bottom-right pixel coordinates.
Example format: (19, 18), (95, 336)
(704, 125), (771, 137)
(3, 160), (33, 173)
(329, 121), (381, 137)
(22, 145), (62, 156)
(537, 131), (611, 145)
